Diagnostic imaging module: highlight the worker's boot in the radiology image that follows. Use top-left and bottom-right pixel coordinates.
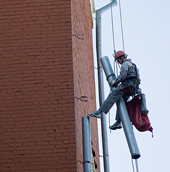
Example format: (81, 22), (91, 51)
(88, 109), (102, 119)
(109, 121), (122, 130)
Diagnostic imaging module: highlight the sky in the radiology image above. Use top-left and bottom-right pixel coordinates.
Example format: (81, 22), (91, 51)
(92, 0), (170, 172)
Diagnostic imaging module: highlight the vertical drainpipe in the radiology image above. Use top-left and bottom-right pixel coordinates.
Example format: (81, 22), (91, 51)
(95, 1), (117, 172)
(96, 10), (109, 172)
(82, 116), (92, 172)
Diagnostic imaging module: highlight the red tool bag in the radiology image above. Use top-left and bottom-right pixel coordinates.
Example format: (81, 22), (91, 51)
(126, 96), (153, 136)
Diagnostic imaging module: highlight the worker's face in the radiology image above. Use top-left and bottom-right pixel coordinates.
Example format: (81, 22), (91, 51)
(116, 56), (124, 64)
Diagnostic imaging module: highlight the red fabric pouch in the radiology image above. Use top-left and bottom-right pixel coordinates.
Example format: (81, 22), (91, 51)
(126, 96), (153, 135)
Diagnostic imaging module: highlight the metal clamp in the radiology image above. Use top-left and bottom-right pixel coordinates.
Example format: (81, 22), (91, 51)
(72, 33), (84, 40)
(75, 96), (88, 102)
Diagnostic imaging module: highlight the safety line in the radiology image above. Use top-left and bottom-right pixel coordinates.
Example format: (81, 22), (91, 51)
(110, 0), (116, 53)
(110, 1), (141, 172)
(135, 159), (139, 172)
(118, 0), (125, 52)
(109, 89), (111, 133)
(131, 158), (135, 172)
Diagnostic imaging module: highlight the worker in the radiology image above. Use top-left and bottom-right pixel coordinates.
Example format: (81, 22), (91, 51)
(88, 50), (141, 130)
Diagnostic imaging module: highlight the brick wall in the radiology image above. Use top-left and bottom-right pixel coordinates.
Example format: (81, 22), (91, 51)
(71, 0), (100, 171)
(0, 0), (99, 171)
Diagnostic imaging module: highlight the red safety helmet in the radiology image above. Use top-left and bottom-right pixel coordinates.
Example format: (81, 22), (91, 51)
(114, 50), (126, 59)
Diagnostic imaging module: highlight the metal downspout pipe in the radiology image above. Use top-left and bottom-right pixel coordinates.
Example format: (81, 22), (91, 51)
(100, 56), (140, 159)
(95, 1), (117, 172)
(82, 116), (92, 172)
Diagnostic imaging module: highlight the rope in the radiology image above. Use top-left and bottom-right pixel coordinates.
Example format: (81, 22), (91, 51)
(118, 0), (125, 52)
(110, 1), (116, 132)
(135, 159), (139, 172)
(131, 158), (135, 172)
(109, 89), (111, 133)
(131, 159), (140, 172)
(110, 1), (141, 172)
(110, 0), (116, 53)
(113, 60), (116, 74)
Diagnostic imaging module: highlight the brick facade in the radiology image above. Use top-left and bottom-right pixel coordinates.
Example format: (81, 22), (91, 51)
(0, 0), (99, 172)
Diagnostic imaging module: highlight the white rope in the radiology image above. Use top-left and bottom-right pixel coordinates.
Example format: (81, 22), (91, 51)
(109, 89), (111, 133)
(135, 159), (139, 172)
(110, 0), (116, 52)
(110, 1), (141, 172)
(131, 159), (135, 172)
(118, 0), (125, 52)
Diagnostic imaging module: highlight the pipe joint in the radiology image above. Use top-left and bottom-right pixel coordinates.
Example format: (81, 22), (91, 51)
(96, 0), (117, 14)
